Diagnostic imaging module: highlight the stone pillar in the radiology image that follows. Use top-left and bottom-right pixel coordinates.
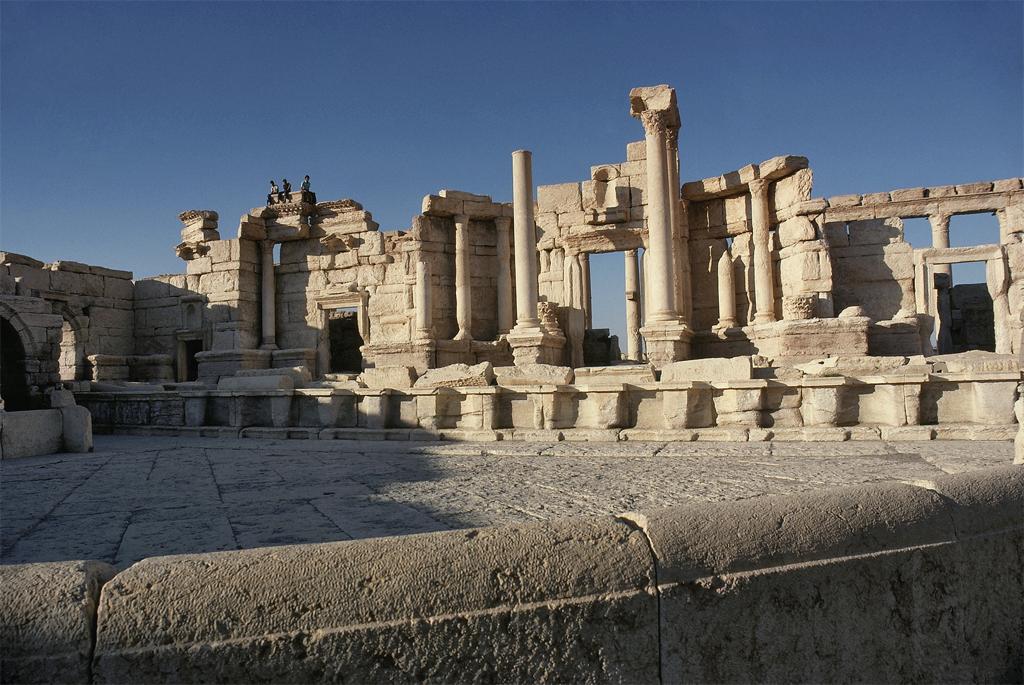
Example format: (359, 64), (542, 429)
(929, 213), (952, 277)
(260, 240), (277, 349)
(641, 248), (650, 326)
(935, 272), (953, 354)
(638, 110), (676, 323)
(624, 250), (642, 361)
(581, 253), (592, 330)
(512, 151), (539, 329)
(667, 128), (689, 323)
(507, 150), (565, 365)
(453, 214), (472, 340)
(750, 178), (776, 325)
(631, 85), (691, 366)
(716, 247), (736, 330)
(494, 216), (514, 334)
(415, 259), (432, 340)
(677, 198), (693, 324)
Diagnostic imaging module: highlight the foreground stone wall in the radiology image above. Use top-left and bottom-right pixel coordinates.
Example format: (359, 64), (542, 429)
(3, 467), (1020, 683)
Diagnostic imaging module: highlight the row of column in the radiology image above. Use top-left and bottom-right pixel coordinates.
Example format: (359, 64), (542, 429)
(416, 214), (515, 344)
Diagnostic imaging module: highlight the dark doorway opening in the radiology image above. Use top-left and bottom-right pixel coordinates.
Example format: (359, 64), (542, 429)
(1, 317), (30, 411)
(949, 277), (995, 353)
(328, 309), (364, 373)
(184, 339), (203, 381)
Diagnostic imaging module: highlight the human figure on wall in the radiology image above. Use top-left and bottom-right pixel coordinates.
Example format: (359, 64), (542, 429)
(267, 180), (279, 206)
(301, 174), (316, 204)
(282, 178), (292, 203)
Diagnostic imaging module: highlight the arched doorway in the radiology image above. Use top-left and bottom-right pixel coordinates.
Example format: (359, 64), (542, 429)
(1, 316), (31, 411)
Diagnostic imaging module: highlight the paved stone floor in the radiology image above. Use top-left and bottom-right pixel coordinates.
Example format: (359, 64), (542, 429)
(0, 435), (1014, 568)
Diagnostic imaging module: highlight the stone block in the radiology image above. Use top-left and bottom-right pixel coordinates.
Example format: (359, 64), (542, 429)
(360, 366), (416, 389)
(60, 405), (93, 452)
(626, 140), (646, 161)
(1, 409), (63, 459)
(777, 216), (816, 247)
(956, 181), (994, 195)
(494, 364), (573, 386)
(1, 560), (116, 683)
(661, 356), (752, 383)
(414, 362), (495, 389)
(217, 374), (295, 392)
(537, 183), (582, 214)
(93, 517), (657, 683)
(889, 187), (926, 201)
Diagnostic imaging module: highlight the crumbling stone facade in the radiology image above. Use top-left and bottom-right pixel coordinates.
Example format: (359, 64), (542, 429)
(2, 84), (1022, 441)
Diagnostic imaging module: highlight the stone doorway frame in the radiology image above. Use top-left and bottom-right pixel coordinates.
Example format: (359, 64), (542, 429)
(314, 288), (370, 377)
(913, 244), (1010, 354)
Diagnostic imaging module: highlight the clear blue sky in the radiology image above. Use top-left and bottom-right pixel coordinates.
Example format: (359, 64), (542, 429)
(2, 1), (1021, 343)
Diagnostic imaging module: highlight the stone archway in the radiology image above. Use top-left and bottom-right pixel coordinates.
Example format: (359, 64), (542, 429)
(1, 315), (31, 410)
(55, 308), (89, 381)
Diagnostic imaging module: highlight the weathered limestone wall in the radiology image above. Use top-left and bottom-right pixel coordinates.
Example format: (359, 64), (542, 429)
(826, 217), (915, 321)
(4, 467), (1020, 683)
(0, 252), (135, 384)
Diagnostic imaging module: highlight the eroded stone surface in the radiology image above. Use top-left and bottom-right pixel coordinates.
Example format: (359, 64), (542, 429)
(0, 435), (1012, 567)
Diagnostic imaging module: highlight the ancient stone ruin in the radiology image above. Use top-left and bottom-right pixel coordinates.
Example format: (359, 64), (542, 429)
(2, 84), (1023, 444)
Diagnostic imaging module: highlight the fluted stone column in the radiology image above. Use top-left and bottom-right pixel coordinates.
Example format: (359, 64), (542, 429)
(494, 216), (514, 334)
(581, 253), (592, 330)
(512, 151), (540, 329)
(260, 240), (277, 349)
(929, 213), (952, 277)
(625, 249), (642, 360)
(716, 247), (736, 330)
(415, 259), (432, 340)
(750, 178), (776, 325)
(453, 214), (472, 340)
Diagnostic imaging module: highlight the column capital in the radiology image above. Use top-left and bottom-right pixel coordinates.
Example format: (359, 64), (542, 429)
(635, 109), (676, 137)
(665, 126), (680, 148)
(453, 213), (469, 227)
(929, 212), (951, 228)
(493, 215), (511, 232)
(748, 178), (769, 197)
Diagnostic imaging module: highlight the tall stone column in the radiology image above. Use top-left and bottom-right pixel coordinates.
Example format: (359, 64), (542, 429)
(507, 150), (565, 365)
(494, 216), (514, 334)
(929, 213), (952, 277)
(414, 258), (432, 340)
(453, 214), (472, 340)
(581, 253), (592, 330)
(624, 249), (643, 360)
(639, 110), (676, 323)
(260, 240), (277, 349)
(512, 151), (539, 329)
(715, 247), (736, 330)
(631, 84), (691, 366)
(667, 128), (690, 324)
(677, 198), (693, 324)
(750, 178), (776, 325)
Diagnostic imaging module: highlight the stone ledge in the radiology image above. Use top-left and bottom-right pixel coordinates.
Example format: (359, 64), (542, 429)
(3, 468), (1021, 683)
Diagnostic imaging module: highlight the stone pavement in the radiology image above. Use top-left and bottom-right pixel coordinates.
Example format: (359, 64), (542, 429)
(0, 435), (1014, 568)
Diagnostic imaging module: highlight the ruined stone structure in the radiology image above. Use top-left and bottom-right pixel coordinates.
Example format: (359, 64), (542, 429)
(2, 84), (1023, 442)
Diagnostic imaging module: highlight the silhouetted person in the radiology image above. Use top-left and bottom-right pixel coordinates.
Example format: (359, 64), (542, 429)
(267, 180), (279, 205)
(281, 178), (292, 203)
(301, 174), (316, 203)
